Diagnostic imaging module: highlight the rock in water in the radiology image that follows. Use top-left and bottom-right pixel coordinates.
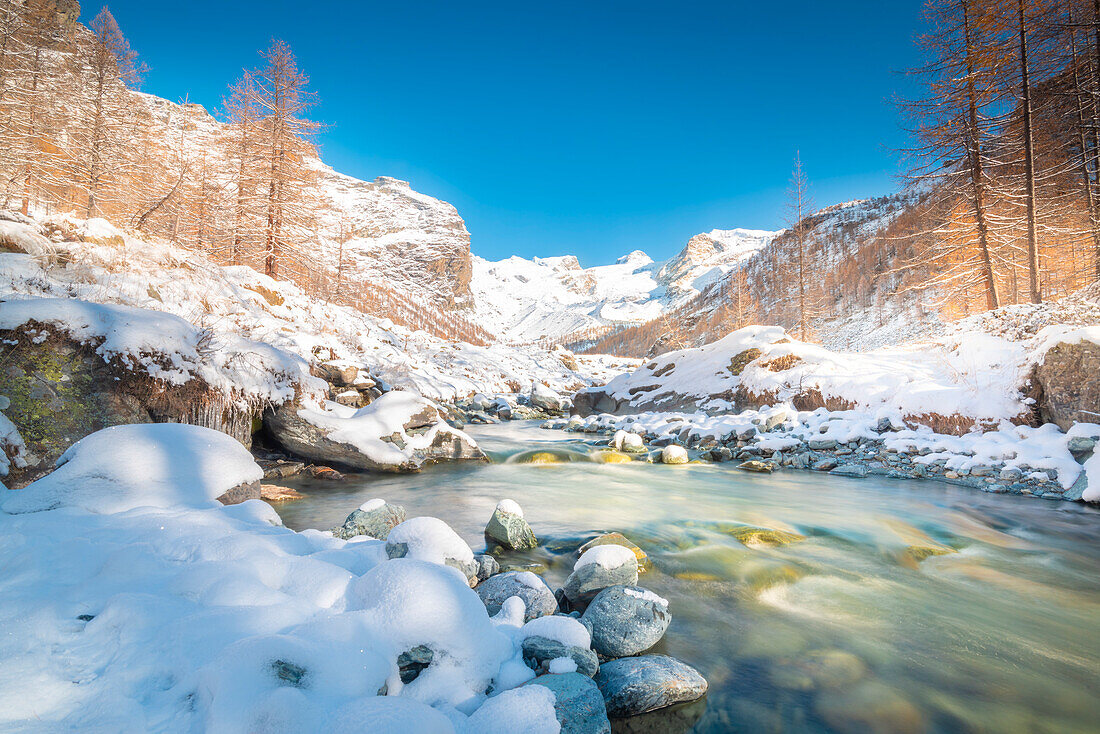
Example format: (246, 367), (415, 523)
(485, 499), (538, 550)
(333, 498), (407, 540)
(582, 585), (671, 658)
(661, 445), (689, 465)
(564, 546), (640, 606)
(530, 382), (564, 412)
(595, 655), (708, 718)
(525, 673), (612, 734)
(814, 679), (924, 734)
(522, 636), (600, 678)
(830, 463), (867, 478)
(476, 571), (559, 621)
(737, 460), (774, 473)
(578, 533), (650, 572)
(474, 553), (500, 582)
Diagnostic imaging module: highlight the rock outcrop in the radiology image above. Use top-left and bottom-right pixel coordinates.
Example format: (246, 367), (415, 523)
(0, 325), (256, 487)
(1032, 338), (1100, 431)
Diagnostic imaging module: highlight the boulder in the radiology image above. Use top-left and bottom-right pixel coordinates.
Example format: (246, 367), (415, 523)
(571, 388), (623, 418)
(384, 517), (478, 584)
(265, 391), (486, 473)
(830, 463), (868, 478)
(476, 571), (559, 621)
(564, 546), (639, 605)
(1033, 339), (1100, 431)
(485, 499), (538, 550)
(522, 636), (600, 678)
(660, 445), (689, 465)
(525, 673), (612, 734)
(578, 533), (650, 572)
(530, 383), (564, 412)
(0, 326), (255, 487)
(737, 460), (774, 473)
(581, 585), (671, 658)
(594, 655), (708, 718)
(333, 498), (407, 540)
(474, 553), (500, 583)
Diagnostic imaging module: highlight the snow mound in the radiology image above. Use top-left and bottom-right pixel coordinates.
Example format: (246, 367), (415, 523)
(466, 684), (560, 734)
(574, 544), (637, 572)
(519, 614), (592, 649)
(496, 499), (524, 517)
(385, 517), (475, 565)
(0, 423), (262, 515)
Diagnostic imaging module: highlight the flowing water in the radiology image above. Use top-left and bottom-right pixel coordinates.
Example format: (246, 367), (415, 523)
(275, 421), (1100, 734)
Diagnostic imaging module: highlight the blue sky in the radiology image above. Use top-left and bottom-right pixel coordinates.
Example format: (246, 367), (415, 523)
(87, 1), (925, 265)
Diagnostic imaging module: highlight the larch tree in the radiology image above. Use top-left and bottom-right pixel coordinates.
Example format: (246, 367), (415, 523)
(786, 151), (814, 340)
(241, 40), (321, 278)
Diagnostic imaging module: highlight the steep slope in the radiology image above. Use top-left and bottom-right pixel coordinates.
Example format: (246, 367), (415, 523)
(471, 228), (776, 343)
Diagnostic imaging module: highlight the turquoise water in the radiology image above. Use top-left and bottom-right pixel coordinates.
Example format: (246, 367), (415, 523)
(275, 421), (1100, 733)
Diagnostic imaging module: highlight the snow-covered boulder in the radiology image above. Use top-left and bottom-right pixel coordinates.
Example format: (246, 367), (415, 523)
(476, 571), (559, 622)
(563, 546), (640, 606)
(530, 382), (564, 412)
(661, 445), (689, 464)
(384, 517), (479, 584)
(332, 498), (407, 540)
(265, 390), (486, 472)
(0, 423), (263, 515)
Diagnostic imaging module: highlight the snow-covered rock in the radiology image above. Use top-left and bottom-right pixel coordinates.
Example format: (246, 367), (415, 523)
(265, 391), (485, 472)
(0, 423), (262, 515)
(383, 517), (478, 584)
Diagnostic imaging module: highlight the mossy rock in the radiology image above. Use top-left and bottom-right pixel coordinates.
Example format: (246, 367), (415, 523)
(714, 523), (805, 548)
(511, 448), (588, 465)
(728, 348), (764, 376)
(594, 450), (634, 464)
(0, 326), (257, 487)
(898, 544), (956, 568)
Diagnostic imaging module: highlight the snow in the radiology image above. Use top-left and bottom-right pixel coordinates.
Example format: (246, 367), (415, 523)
(384, 517), (475, 565)
(518, 615), (592, 649)
(0, 423), (261, 515)
(470, 227), (775, 343)
(574, 544), (637, 572)
(513, 571), (546, 590)
(0, 410), (28, 477)
(0, 211), (625, 404)
(596, 324), (1043, 426)
(661, 444), (689, 464)
(465, 685), (560, 734)
(360, 498), (387, 512)
(612, 430), (643, 451)
(496, 499), (524, 518)
(1083, 452), (1100, 503)
(296, 391), (477, 469)
(325, 697), (458, 733)
(623, 587), (669, 607)
(548, 657), (578, 675)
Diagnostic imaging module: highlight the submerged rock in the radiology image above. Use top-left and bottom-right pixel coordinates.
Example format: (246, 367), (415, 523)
(814, 679), (924, 734)
(522, 636), (600, 678)
(582, 585), (671, 658)
(769, 648), (867, 691)
(595, 654), (708, 718)
(525, 673), (612, 734)
(333, 499), (407, 540)
(477, 571), (559, 621)
(485, 499), (538, 550)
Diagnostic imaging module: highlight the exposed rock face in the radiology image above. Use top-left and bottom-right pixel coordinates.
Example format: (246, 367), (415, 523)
(318, 171), (474, 308)
(0, 326), (256, 487)
(1033, 339), (1100, 430)
(657, 229), (774, 300)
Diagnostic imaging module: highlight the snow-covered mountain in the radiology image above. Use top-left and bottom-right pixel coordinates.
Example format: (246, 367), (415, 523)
(471, 228), (776, 343)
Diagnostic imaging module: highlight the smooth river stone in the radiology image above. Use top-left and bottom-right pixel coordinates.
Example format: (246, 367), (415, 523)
(564, 556), (639, 606)
(476, 571), (558, 622)
(581, 585), (670, 658)
(485, 507), (538, 550)
(333, 501), (406, 540)
(595, 654), (708, 718)
(525, 673), (612, 734)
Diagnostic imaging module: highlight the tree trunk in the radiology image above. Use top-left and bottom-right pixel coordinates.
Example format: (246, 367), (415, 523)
(1017, 0), (1041, 303)
(962, 0), (1000, 310)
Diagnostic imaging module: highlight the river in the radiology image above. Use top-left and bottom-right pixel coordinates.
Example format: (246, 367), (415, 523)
(274, 421), (1100, 733)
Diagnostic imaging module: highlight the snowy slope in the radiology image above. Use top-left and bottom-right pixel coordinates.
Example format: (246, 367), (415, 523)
(471, 228), (776, 343)
(0, 211), (624, 402)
